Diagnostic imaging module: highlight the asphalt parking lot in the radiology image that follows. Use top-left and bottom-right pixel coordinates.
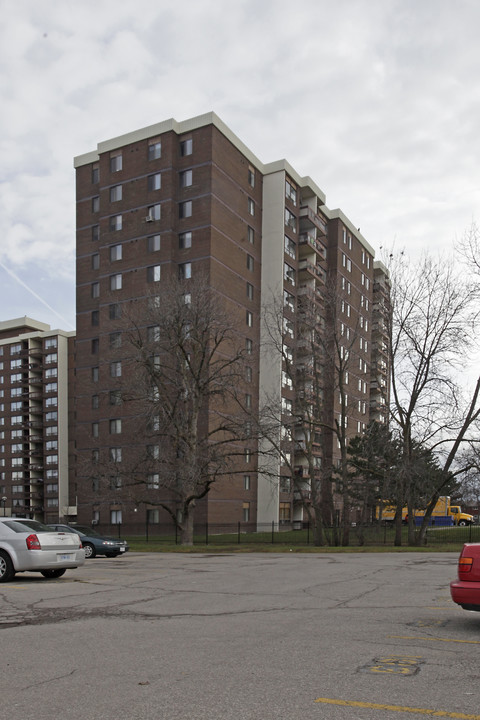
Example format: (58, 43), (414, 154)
(1, 551), (479, 720)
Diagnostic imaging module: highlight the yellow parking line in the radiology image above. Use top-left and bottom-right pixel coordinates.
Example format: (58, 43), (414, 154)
(389, 635), (480, 645)
(314, 698), (480, 718)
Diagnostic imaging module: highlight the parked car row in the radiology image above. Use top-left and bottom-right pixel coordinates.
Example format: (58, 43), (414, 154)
(0, 518), (129, 583)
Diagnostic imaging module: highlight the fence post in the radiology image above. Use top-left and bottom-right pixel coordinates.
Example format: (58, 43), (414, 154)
(238, 521), (241, 544)
(145, 515), (149, 543)
(272, 520), (275, 544)
(307, 521), (310, 545)
(206, 522), (209, 546)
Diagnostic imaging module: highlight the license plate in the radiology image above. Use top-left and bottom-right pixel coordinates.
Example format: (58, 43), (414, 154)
(59, 554), (74, 561)
(120, 547), (125, 552)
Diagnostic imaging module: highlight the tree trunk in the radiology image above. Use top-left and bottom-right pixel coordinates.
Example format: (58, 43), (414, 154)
(180, 507), (195, 545)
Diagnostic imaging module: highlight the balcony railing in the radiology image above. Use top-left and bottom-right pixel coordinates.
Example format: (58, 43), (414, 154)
(299, 206), (327, 236)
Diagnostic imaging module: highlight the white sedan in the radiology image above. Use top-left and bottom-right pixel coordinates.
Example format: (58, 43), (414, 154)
(0, 517), (85, 582)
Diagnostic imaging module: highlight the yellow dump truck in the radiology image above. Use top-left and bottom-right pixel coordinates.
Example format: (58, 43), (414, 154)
(376, 496), (474, 526)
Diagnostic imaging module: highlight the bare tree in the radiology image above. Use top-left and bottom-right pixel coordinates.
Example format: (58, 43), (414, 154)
(92, 273), (252, 545)
(387, 250), (480, 544)
(260, 275), (367, 546)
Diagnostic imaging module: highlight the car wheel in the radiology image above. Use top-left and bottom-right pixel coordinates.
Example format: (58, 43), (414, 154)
(40, 569), (67, 579)
(83, 542), (96, 559)
(459, 520), (467, 526)
(0, 550), (15, 583)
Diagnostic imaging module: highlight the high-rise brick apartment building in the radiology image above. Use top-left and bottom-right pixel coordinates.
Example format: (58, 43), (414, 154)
(74, 112), (390, 531)
(0, 318), (75, 522)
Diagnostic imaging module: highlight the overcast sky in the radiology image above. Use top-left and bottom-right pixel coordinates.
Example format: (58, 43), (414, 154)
(1, 0), (479, 331)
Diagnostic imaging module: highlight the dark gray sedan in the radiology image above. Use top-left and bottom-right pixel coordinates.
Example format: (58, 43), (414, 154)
(48, 524), (129, 558)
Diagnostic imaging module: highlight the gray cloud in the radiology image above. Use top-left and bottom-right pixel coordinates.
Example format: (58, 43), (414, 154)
(1, 0), (479, 327)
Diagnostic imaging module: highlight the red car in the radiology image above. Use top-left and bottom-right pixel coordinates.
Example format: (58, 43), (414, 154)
(450, 544), (480, 611)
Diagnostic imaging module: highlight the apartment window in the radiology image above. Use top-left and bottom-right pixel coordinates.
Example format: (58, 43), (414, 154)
(246, 338), (253, 354)
(283, 317), (294, 339)
(10, 344), (22, 354)
(248, 198), (255, 216)
(46, 440), (58, 452)
(91, 338), (99, 354)
(46, 382), (57, 393)
(10, 387), (21, 397)
(180, 138), (193, 156)
(110, 390), (122, 406)
(244, 475), (251, 490)
(246, 282), (254, 300)
(147, 265), (161, 283)
(92, 253), (99, 270)
(111, 510), (122, 524)
(110, 155), (122, 172)
(284, 290), (294, 312)
(282, 370), (293, 389)
(179, 231), (192, 249)
(110, 447), (122, 463)
(279, 502), (291, 522)
(245, 366), (252, 383)
(147, 204), (161, 221)
(148, 235), (161, 252)
(110, 274), (122, 291)
(91, 367), (99, 383)
(246, 311), (253, 328)
(148, 141), (161, 160)
(248, 166), (255, 187)
(179, 262), (191, 280)
(285, 208), (296, 232)
(110, 361), (122, 378)
(244, 449), (251, 464)
(110, 244), (122, 261)
(92, 166), (99, 184)
(109, 419), (122, 435)
(109, 303), (121, 319)
(147, 509), (160, 524)
(242, 502), (250, 522)
(147, 473), (160, 489)
(109, 332), (121, 349)
(110, 185), (122, 202)
(285, 179), (297, 205)
(110, 215), (122, 231)
(147, 325), (160, 342)
(246, 254), (254, 272)
(281, 397), (292, 414)
(92, 196), (99, 213)
(247, 226), (254, 244)
(180, 169), (193, 187)
(45, 396), (57, 407)
(91, 282), (99, 299)
(283, 344), (293, 362)
(92, 225), (99, 242)
(179, 201), (192, 218)
(284, 235), (296, 259)
(148, 173), (161, 191)
(10, 359), (21, 370)
(284, 263), (295, 286)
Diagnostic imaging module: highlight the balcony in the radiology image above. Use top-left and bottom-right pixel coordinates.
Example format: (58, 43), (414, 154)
(29, 405), (43, 415)
(299, 206), (327, 236)
(298, 234), (327, 260)
(298, 259), (326, 284)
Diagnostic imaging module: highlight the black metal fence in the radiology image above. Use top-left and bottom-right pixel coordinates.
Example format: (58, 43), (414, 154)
(94, 520), (480, 547)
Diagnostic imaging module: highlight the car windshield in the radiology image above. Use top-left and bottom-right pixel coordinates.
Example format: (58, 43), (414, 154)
(3, 519), (53, 533)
